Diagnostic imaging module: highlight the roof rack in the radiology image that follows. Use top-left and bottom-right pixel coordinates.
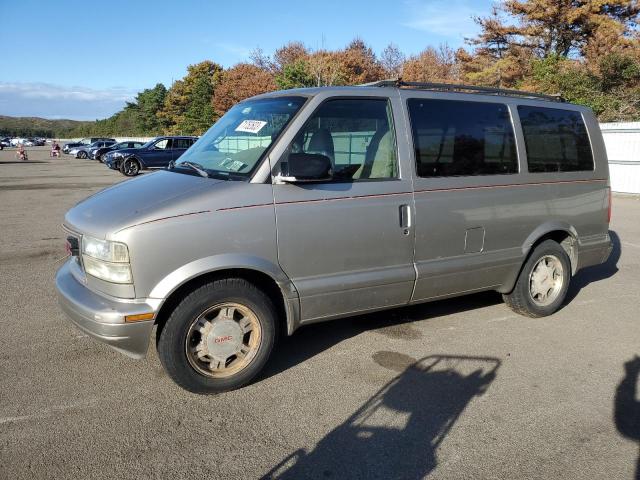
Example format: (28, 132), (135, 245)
(360, 79), (564, 102)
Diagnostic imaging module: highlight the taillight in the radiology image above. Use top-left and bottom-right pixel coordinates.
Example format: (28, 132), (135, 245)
(607, 187), (612, 223)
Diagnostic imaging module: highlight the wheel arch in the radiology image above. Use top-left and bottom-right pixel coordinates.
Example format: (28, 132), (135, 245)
(498, 222), (579, 294)
(152, 260), (299, 343)
(127, 155), (145, 168)
(522, 222), (579, 275)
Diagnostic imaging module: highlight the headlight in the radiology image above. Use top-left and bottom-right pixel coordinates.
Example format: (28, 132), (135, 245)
(81, 235), (132, 283)
(113, 152), (124, 158)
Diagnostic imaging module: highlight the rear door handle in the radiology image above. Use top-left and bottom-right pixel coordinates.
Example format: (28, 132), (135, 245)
(399, 204), (411, 234)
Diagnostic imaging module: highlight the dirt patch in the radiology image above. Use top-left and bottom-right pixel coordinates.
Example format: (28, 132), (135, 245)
(0, 248), (64, 265)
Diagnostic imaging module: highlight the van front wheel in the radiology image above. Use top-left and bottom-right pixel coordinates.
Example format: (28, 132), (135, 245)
(503, 240), (571, 318)
(157, 278), (277, 393)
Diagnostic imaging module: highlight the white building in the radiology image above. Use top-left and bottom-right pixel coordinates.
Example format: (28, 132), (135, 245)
(601, 122), (640, 194)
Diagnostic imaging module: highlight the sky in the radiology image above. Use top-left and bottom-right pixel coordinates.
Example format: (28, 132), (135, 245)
(0, 0), (494, 120)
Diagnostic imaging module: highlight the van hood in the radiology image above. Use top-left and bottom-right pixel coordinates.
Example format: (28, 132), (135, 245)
(64, 171), (223, 239)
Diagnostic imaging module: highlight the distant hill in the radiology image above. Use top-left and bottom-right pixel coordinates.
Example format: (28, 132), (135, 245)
(0, 115), (93, 138)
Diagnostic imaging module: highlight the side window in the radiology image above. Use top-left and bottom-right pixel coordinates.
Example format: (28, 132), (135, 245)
(173, 138), (192, 149)
(518, 106), (594, 172)
(153, 139), (170, 150)
(408, 99), (518, 177)
(282, 98), (398, 181)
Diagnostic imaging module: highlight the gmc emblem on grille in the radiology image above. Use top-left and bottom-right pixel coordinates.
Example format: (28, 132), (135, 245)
(66, 236), (79, 257)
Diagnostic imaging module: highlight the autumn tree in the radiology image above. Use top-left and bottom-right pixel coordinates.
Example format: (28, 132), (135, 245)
(336, 38), (385, 84)
(502, 0), (639, 57)
(307, 50), (345, 86)
(212, 63), (277, 115)
(402, 45), (460, 83)
(273, 41), (309, 72)
(462, 0), (640, 94)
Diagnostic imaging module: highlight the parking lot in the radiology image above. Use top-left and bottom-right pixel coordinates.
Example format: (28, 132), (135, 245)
(1, 146), (639, 479)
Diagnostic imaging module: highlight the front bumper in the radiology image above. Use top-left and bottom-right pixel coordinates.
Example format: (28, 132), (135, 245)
(56, 260), (156, 359)
(105, 158), (121, 170)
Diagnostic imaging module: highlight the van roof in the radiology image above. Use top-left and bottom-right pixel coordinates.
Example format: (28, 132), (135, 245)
(253, 81), (582, 108)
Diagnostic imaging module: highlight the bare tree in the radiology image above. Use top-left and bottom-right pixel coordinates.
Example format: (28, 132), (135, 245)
(381, 43), (405, 78)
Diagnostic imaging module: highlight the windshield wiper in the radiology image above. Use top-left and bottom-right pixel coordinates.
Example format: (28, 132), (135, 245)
(174, 161), (210, 178)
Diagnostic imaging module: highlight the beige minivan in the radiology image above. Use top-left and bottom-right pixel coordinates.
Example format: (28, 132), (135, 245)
(56, 81), (612, 393)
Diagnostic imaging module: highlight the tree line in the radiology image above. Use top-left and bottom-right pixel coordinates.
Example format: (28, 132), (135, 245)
(70, 0), (640, 137)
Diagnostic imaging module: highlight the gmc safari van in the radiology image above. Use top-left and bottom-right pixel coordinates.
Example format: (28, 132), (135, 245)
(56, 81), (612, 393)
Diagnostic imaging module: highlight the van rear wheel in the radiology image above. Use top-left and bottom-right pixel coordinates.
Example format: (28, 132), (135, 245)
(503, 239), (571, 318)
(157, 278), (277, 393)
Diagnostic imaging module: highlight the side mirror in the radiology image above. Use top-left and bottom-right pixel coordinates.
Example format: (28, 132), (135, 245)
(276, 153), (333, 183)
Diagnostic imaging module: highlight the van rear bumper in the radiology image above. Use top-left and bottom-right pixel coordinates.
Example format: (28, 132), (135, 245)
(56, 260), (156, 359)
(577, 233), (613, 271)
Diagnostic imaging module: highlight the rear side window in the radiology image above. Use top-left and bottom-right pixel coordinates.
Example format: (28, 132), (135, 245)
(173, 138), (193, 149)
(407, 99), (518, 177)
(518, 106), (594, 172)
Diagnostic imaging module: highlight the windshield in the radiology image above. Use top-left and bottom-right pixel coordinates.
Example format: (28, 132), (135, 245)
(175, 96), (306, 177)
(139, 138), (159, 149)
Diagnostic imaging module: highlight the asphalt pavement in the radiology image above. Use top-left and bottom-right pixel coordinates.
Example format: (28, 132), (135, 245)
(1, 146), (639, 479)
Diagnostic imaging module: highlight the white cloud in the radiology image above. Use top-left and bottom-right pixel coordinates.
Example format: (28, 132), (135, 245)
(0, 82), (136, 102)
(0, 82), (139, 120)
(402, 0), (483, 40)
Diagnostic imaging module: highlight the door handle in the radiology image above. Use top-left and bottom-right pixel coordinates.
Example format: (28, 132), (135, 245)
(399, 204), (411, 234)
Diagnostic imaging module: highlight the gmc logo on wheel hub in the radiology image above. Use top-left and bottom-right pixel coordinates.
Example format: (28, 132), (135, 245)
(215, 336), (233, 343)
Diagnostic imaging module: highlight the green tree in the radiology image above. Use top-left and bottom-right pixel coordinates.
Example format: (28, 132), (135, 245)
(275, 60), (315, 89)
(159, 61), (222, 134)
(136, 83), (166, 134)
(182, 74), (216, 134)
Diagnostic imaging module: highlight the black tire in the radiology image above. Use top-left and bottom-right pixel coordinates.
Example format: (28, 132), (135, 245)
(78, 151), (87, 159)
(157, 278), (278, 394)
(121, 157), (140, 176)
(503, 239), (571, 318)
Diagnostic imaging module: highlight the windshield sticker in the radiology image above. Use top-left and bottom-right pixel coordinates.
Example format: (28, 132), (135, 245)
(226, 160), (247, 172)
(235, 120), (267, 134)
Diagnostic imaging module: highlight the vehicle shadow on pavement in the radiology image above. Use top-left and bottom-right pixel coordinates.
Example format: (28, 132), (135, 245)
(261, 355), (500, 480)
(263, 291), (502, 382)
(614, 356), (640, 480)
(565, 230), (621, 304)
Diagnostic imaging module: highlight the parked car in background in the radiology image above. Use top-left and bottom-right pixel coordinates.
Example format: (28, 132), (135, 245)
(0, 137), (11, 148)
(63, 137), (115, 154)
(24, 138), (45, 147)
(91, 140), (145, 161)
(10, 138), (25, 146)
(71, 140), (117, 159)
(56, 83), (612, 393)
(103, 136), (197, 175)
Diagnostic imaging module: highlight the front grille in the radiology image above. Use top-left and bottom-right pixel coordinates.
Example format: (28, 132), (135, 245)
(66, 235), (80, 257)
